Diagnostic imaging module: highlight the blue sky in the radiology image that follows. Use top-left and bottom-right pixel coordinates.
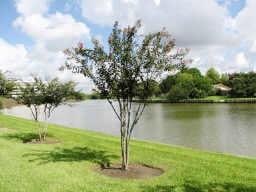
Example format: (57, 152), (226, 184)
(217, 0), (245, 17)
(0, 0), (255, 91)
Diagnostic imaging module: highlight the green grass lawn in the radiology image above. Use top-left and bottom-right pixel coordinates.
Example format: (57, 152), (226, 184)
(203, 96), (228, 101)
(0, 114), (256, 192)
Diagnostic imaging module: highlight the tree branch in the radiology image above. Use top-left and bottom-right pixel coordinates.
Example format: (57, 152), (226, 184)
(107, 98), (121, 121)
(128, 103), (146, 140)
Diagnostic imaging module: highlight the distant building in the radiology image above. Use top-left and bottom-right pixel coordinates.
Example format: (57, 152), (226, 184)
(213, 83), (231, 95)
(4, 71), (31, 98)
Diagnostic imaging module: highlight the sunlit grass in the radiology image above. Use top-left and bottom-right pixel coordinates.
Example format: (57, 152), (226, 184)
(0, 114), (255, 192)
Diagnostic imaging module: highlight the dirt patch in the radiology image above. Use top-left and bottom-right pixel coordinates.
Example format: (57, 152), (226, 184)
(96, 164), (164, 179)
(26, 137), (60, 144)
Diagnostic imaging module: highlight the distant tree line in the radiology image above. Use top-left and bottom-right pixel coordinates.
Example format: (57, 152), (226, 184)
(142, 68), (256, 100)
(2, 68), (256, 102)
(0, 71), (16, 97)
(227, 72), (256, 98)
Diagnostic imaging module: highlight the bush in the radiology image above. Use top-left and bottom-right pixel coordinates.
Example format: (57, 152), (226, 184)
(167, 85), (190, 101)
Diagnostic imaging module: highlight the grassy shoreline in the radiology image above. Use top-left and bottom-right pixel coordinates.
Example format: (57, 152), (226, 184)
(0, 114), (256, 191)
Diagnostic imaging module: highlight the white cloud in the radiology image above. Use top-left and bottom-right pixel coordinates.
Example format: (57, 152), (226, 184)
(80, 0), (237, 47)
(2, 0), (92, 91)
(0, 39), (29, 76)
(235, 52), (249, 68)
(236, 0), (256, 53)
(14, 12), (90, 51)
(80, 0), (243, 74)
(0, 38), (93, 91)
(15, 0), (52, 16)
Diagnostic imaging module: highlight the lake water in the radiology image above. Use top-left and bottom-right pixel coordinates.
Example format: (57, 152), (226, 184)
(3, 100), (256, 157)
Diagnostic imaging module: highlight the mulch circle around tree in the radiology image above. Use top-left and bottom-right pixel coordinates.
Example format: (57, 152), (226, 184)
(96, 164), (164, 179)
(26, 137), (60, 144)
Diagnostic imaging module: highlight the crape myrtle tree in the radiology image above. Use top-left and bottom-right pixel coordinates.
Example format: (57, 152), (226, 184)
(64, 21), (188, 170)
(19, 77), (76, 141)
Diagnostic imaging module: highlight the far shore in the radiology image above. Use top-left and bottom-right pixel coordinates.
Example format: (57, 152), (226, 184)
(133, 96), (256, 104)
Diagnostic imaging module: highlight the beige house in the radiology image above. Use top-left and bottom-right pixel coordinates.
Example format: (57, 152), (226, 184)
(213, 83), (231, 95)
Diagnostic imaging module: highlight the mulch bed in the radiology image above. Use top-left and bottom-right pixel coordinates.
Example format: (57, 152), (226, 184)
(96, 163), (164, 179)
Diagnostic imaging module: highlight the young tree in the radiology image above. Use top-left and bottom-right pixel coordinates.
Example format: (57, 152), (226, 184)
(19, 77), (76, 141)
(41, 79), (76, 140)
(64, 21), (188, 170)
(19, 78), (45, 140)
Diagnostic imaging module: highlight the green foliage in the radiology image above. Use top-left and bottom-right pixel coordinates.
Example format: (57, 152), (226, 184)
(228, 72), (256, 97)
(19, 78), (76, 112)
(0, 98), (3, 109)
(18, 78), (45, 112)
(18, 77), (77, 141)
(206, 68), (220, 84)
(69, 92), (87, 101)
(43, 79), (76, 110)
(167, 84), (190, 101)
(168, 73), (193, 100)
(0, 72), (16, 97)
(64, 20), (187, 100)
(160, 75), (176, 94)
(183, 67), (202, 77)
(220, 73), (229, 84)
(137, 80), (161, 99)
(163, 68), (212, 101)
(89, 92), (101, 99)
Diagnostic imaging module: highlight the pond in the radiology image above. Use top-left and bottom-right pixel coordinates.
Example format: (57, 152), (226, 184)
(3, 100), (256, 157)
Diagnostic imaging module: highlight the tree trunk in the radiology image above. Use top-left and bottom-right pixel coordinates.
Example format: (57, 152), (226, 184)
(120, 103), (130, 171)
(37, 121), (42, 142)
(121, 134), (129, 170)
(125, 136), (129, 170)
(121, 134), (127, 170)
(42, 112), (49, 141)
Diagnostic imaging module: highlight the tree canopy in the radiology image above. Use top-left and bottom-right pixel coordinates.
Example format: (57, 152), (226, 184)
(206, 68), (220, 84)
(160, 68), (212, 101)
(228, 72), (256, 97)
(19, 77), (76, 141)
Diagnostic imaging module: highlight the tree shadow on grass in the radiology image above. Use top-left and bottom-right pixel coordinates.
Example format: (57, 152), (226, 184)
(23, 147), (118, 167)
(142, 181), (256, 192)
(1, 132), (40, 143)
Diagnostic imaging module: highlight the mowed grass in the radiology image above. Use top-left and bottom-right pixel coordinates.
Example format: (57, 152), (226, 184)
(203, 96), (228, 101)
(0, 114), (256, 192)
